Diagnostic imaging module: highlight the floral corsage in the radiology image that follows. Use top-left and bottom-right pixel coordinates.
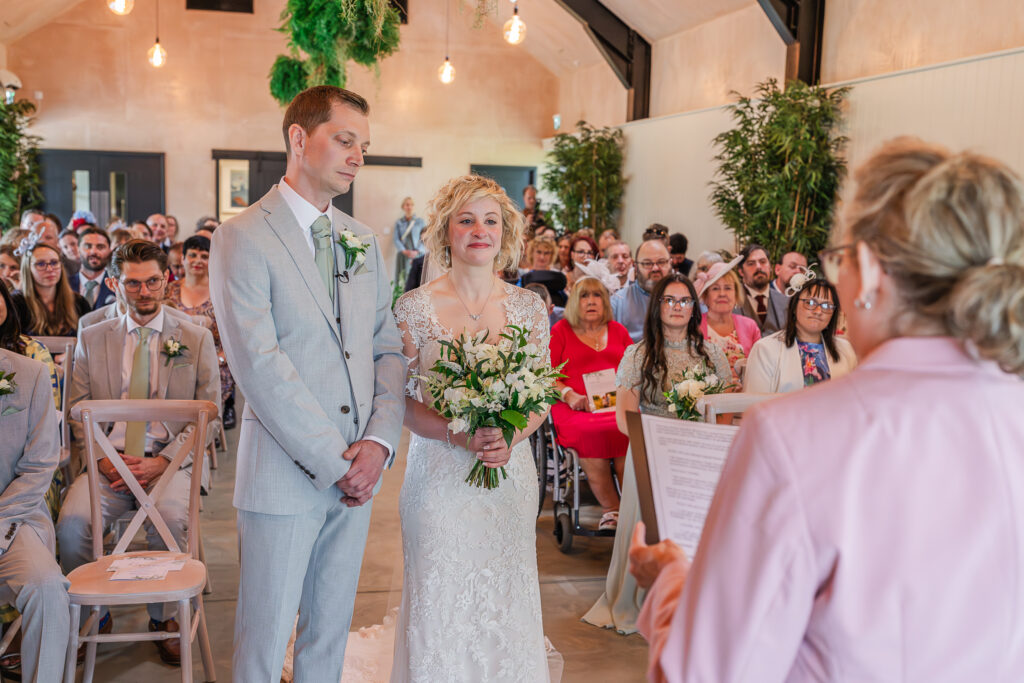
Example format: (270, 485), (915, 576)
(336, 230), (369, 272)
(162, 339), (189, 366)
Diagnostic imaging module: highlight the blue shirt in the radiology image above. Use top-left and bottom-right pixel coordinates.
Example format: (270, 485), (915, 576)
(392, 215), (426, 254)
(610, 281), (650, 342)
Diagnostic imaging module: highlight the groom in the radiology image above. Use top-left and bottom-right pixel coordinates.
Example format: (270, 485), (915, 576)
(209, 86), (406, 681)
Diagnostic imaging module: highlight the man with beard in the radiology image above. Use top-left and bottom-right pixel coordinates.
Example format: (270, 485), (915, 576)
(738, 243), (788, 334)
(59, 239), (220, 666)
(69, 227), (117, 310)
(610, 238), (671, 341)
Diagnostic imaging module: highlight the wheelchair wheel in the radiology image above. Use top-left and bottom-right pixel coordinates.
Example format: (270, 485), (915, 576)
(555, 511), (573, 553)
(532, 429), (547, 517)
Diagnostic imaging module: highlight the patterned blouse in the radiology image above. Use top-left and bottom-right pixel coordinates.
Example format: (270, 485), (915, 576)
(616, 338), (732, 418)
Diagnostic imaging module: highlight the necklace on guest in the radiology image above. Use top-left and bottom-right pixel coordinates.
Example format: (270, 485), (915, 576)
(452, 275), (496, 321)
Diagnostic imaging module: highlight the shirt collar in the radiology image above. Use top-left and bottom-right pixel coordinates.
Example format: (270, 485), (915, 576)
(745, 284), (769, 298)
(124, 307), (166, 337)
(278, 177), (332, 233)
(632, 281), (650, 297)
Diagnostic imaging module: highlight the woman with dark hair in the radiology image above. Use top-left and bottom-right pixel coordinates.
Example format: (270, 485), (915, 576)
(582, 273), (730, 635)
(11, 238), (90, 337)
(163, 234), (236, 428)
(744, 277), (857, 393)
(566, 233), (600, 289)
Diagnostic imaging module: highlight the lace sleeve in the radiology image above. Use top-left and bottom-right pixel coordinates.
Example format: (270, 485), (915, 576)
(616, 342), (643, 389)
(706, 340), (733, 383)
(393, 291), (424, 399)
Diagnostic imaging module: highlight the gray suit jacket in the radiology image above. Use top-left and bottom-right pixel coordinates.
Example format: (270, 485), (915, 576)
(740, 287), (789, 335)
(209, 186), (405, 515)
(69, 310), (221, 487)
(0, 349), (59, 553)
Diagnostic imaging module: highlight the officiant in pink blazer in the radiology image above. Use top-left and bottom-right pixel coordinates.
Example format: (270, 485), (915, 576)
(629, 139), (1024, 682)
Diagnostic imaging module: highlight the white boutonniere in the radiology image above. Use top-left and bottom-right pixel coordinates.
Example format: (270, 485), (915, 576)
(0, 371), (16, 397)
(161, 339), (189, 367)
(335, 230), (369, 272)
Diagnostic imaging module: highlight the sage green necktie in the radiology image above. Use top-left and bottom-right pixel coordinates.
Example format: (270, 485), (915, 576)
(124, 327), (152, 457)
(311, 215), (334, 303)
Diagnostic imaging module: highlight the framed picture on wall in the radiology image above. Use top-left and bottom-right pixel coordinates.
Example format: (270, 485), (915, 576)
(217, 158), (250, 220)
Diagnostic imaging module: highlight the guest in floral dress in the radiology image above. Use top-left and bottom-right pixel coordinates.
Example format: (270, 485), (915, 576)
(163, 235), (236, 428)
(693, 259), (761, 388)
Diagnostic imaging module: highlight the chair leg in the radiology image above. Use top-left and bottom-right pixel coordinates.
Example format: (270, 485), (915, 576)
(178, 599), (192, 683)
(208, 443), (218, 471)
(64, 604), (80, 683)
(0, 615), (21, 656)
(218, 422), (227, 453)
(195, 595), (216, 682)
(82, 605), (99, 683)
(198, 536), (213, 595)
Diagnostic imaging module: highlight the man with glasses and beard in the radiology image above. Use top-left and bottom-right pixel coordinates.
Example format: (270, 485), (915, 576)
(738, 243), (789, 334)
(69, 227), (118, 310)
(610, 238), (672, 341)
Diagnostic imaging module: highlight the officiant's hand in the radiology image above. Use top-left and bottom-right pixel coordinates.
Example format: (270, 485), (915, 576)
(629, 522), (690, 590)
(466, 428), (511, 469)
(337, 440), (388, 507)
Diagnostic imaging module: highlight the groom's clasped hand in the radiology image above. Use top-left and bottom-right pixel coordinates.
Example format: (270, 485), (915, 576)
(337, 439), (389, 507)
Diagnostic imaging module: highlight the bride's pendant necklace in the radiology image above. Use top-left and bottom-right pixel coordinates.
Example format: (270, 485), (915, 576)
(452, 275), (496, 321)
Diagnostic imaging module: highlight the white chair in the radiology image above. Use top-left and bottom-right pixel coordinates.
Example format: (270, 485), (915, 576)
(64, 399), (217, 683)
(697, 392), (778, 423)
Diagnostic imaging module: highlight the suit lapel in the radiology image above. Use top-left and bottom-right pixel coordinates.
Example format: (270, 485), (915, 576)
(261, 188), (343, 348)
(103, 319), (126, 399)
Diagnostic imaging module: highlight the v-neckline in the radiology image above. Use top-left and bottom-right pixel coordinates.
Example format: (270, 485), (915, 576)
(423, 282), (512, 342)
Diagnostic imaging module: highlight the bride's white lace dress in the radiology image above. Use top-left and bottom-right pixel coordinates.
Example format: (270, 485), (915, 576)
(389, 282), (554, 683)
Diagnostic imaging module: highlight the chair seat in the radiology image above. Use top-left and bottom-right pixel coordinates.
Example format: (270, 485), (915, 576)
(67, 551), (207, 606)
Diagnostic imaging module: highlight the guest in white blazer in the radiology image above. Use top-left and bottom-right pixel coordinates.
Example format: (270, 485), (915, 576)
(744, 277), (856, 394)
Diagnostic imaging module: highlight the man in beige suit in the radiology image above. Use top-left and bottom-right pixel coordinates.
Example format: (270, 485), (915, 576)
(58, 239), (220, 666)
(0, 349), (70, 681)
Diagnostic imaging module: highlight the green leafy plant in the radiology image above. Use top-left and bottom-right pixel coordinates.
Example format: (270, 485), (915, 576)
(269, 0), (401, 105)
(0, 100), (43, 231)
(710, 78), (849, 262)
(541, 121), (625, 235)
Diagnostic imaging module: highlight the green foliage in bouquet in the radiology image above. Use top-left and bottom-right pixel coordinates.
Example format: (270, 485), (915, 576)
(710, 78), (849, 263)
(541, 121), (625, 234)
(0, 99), (43, 231)
(664, 364), (733, 422)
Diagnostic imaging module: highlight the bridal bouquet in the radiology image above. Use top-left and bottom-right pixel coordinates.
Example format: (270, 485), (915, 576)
(421, 325), (566, 489)
(664, 364), (733, 422)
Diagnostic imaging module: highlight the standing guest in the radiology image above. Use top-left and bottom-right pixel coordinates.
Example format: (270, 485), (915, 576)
(630, 139), (1024, 683)
(668, 233), (694, 277)
(737, 243), (787, 334)
(58, 229), (82, 276)
(522, 184), (546, 235)
(166, 242), (185, 281)
(605, 241), (634, 288)
(146, 213), (171, 251)
(403, 254), (425, 294)
(165, 215), (180, 243)
(131, 221), (152, 241)
(69, 227), (117, 311)
(550, 278), (633, 530)
(10, 238), (90, 337)
(109, 228), (133, 251)
(772, 251), (808, 295)
(611, 239), (671, 342)
(745, 278), (856, 394)
(694, 259), (760, 387)
(392, 197), (426, 285)
(59, 239), (220, 667)
(0, 245), (20, 289)
(0, 346), (71, 682)
(194, 216), (219, 234)
(584, 273), (730, 635)
(598, 228), (620, 254)
(164, 235), (236, 429)
(556, 234), (572, 272)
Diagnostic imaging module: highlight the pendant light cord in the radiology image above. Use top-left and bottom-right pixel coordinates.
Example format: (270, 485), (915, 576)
(444, 0), (450, 60)
(155, 0), (160, 42)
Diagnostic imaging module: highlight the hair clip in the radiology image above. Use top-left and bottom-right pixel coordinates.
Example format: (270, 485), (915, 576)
(14, 231), (43, 258)
(786, 265), (819, 297)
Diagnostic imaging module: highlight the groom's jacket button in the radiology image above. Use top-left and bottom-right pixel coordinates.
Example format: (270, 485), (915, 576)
(344, 351), (351, 360)
(340, 405), (351, 414)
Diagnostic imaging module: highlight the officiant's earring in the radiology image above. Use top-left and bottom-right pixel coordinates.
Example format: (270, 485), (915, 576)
(854, 291), (876, 310)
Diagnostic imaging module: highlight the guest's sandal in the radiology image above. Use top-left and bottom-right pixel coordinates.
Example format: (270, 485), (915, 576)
(598, 510), (619, 531)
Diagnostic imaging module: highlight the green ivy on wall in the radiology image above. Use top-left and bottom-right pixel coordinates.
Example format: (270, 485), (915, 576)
(269, 0), (401, 106)
(541, 121), (625, 235)
(0, 100), (42, 231)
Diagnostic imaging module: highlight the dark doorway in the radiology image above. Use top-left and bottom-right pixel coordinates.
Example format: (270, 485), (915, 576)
(38, 150), (165, 228)
(469, 165), (536, 209)
(212, 150), (352, 219)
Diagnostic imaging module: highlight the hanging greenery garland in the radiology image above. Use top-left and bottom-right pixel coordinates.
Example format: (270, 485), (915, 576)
(269, 0), (401, 105)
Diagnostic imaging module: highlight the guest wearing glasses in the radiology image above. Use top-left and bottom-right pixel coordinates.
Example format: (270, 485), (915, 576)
(694, 258), (761, 387)
(566, 234), (600, 289)
(745, 278), (856, 394)
(611, 239), (673, 342)
(631, 139), (1024, 681)
(10, 237), (90, 337)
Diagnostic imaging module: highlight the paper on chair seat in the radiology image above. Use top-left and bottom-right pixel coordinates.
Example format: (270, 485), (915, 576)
(107, 556), (187, 581)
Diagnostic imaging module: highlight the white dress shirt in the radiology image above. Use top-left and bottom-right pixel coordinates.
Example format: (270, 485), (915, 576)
(107, 308), (170, 455)
(78, 268), (105, 299)
(276, 178), (394, 461)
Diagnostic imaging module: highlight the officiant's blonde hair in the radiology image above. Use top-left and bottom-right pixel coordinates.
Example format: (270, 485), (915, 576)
(423, 175), (525, 272)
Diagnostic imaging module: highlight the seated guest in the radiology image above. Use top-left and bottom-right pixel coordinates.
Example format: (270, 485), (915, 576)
(165, 215), (180, 243)
(745, 278), (857, 394)
(58, 229), (81, 276)
(18, 210), (44, 232)
(524, 235), (558, 272)
(26, 217), (58, 248)
(550, 278), (632, 531)
(166, 242), (185, 281)
(693, 250), (723, 276)
(69, 227), (117, 311)
(534, 224), (557, 240)
(58, 240), (220, 667)
(668, 233), (693, 277)
(194, 216), (219, 234)
(565, 234), (599, 289)
(109, 228), (133, 251)
(642, 223), (669, 246)
(630, 139), (1024, 682)
(584, 273), (730, 635)
(131, 220), (152, 241)
(520, 269), (568, 308)
(0, 347), (70, 681)
(772, 250), (808, 295)
(737, 243), (788, 334)
(694, 258), (760, 387)
(524, 282), (563, 327)
(556, 235), (572, 272)
(146, 213), (171, 251)
(1, 280), (61, 409)
(597, 228), (619, 254)
(0, 245), (20, 289)
(164, 235), (236, 429)
(10, 237), (90, 337)
(604, 240), (633, 288)
(611, 239), (671, 342)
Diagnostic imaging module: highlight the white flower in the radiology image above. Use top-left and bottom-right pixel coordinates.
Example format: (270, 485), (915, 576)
(355, 251), (366, 264)
(705, 374), (719, 386)
(449, 417), (468, 434)
(688, 381), (706, 399)
(0, 379), (10, 392)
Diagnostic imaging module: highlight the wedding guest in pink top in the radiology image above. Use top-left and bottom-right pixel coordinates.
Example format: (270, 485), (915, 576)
(694, 258), (760, 387)
(629, 138), (1024, 682)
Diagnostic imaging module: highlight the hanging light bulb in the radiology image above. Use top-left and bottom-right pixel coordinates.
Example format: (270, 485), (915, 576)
(107, 0), (134, 16)
(148, 39), (167, 67)
(503, 4), (526, 45)
(438, 57), (456, 84)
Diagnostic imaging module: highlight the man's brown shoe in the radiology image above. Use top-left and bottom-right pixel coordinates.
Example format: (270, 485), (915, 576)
(149, 618), (181, 666)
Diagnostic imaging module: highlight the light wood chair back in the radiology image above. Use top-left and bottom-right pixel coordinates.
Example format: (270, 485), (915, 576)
(697, 392), (777, 423)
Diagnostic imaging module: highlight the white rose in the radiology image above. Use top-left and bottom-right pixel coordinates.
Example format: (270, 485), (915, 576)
(0, 379), (10, 392)
(673, 380), (693, 396)
(355, 251), (366, 264)
(705, 374), (719, 386)
(449, 417), (468, 434)
(688, 382), (706, 399)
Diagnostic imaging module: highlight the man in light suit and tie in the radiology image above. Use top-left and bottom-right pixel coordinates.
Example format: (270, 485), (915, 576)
(209, 86), (405, 681)
(58, 239), (220, 666)
(0, 349), (70, 682)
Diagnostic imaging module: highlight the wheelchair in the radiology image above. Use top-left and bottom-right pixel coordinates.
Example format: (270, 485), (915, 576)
(531, 415), (618, 553)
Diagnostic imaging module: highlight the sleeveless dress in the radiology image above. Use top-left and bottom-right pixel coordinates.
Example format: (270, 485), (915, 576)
(389, 282), (555, 682)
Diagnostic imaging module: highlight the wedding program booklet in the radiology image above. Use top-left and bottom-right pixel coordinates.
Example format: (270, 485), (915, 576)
(582, 368), (617, 412)
(627, 411), (739, 559)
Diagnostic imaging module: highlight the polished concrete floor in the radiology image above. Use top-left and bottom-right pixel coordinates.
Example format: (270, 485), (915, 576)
(82, 424), (650, 682)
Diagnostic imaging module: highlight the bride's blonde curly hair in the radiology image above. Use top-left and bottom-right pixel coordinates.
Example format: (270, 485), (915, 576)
(422, 174), (525, 272)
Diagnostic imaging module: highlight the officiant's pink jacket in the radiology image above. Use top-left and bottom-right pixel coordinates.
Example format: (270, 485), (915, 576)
(638, 336), (1024, 682)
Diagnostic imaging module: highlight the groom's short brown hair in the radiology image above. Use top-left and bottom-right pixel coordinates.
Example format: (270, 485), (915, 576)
(282, 86), (370, 155)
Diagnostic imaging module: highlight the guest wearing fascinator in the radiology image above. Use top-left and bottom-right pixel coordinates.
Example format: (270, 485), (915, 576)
(693, 257), (760, 387)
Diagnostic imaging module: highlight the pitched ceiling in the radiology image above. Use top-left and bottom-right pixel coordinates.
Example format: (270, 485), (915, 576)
(0, 0), (84, 44)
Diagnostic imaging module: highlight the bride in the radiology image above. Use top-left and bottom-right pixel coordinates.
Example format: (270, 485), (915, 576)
(390, 174), (553, 682)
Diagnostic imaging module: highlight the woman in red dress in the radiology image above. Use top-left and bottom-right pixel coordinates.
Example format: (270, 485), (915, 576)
(550, 277), (632, 530)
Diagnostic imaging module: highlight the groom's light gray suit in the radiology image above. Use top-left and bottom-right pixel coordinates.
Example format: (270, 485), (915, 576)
(209, 185), (405, 681)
